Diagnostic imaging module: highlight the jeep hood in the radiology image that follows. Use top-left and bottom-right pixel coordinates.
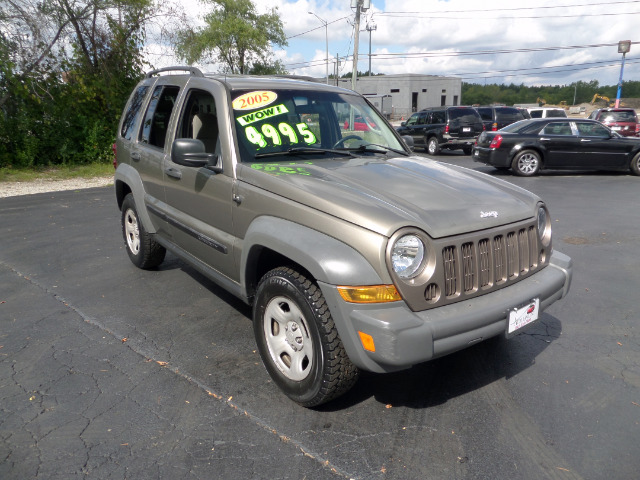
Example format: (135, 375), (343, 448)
(237, 156), (540, 238)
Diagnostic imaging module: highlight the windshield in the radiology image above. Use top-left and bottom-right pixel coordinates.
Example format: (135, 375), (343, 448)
(230, 88), (405, 161)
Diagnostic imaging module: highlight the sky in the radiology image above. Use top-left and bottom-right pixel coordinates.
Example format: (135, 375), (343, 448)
(146, 0), (639, 87)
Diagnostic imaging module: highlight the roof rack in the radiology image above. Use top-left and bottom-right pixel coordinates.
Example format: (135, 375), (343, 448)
(145, 66), (204, 78)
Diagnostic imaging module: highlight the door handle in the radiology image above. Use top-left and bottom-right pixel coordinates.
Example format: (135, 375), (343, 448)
(165, 168), (182, 180)
(539, 137), (550, 141)
(130, 152), (141, 161)
(580, 139), (592, 142)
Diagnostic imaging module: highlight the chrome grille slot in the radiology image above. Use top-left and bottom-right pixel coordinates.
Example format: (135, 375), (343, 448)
(461, 242), (475, 292)
(443, 246), (457, 297)
(494, 235), (506, 283)
(528, 226), (537, 269)
(506, 232), (518, 278)
(518, 228), (530, 274)
(478, 239), (490, 287)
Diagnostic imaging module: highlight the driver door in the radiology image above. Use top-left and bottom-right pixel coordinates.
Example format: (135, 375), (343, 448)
(162, 82), (237, 282)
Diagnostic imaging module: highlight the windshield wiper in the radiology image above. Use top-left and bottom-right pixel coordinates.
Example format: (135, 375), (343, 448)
(344, 143), (409, 156)
(254, 147), (357, 159)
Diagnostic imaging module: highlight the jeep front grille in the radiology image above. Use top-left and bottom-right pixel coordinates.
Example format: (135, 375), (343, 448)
(390, 219), (549, 312)
(442, 226), (538, 299)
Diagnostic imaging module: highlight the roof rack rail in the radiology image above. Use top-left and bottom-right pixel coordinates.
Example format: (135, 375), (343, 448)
(145, 66), (204, 78)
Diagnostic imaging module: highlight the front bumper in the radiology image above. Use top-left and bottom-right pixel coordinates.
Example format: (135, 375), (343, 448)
(320, 250), (572, 373)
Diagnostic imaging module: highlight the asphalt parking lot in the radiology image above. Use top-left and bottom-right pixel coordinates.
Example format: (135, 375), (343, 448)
(1, 154), (639, 479)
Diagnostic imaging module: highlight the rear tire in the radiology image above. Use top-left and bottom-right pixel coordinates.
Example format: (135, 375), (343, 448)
(121, 193), (166, 269)
(462, 146), (473, 155)
(630, 152), (640, 176)
(512, 150), (541, 176)
(427, 137), (440, 155)
(253, 267), (359, 407)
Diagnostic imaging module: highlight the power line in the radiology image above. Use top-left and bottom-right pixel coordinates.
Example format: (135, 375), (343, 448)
(378, 0), (640, 15)
(284, 42), (636, 67)
(376, 11), (640, 20)
(459, 59), (640, 81)
(286, 15), (350, 40)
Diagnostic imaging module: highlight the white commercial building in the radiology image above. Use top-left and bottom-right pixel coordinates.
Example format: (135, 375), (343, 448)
(335, 74), (463, 120)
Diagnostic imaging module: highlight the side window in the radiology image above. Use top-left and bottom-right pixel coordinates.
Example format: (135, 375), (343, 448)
(529, 110), (542, 118)
(177, 89), (219, 154)
(139, 85), (180, 149)
(417, 113), (428, 125)
(431, 111), (445, 124)
(576, 122), (610, 137)
(120, 86), (148, 141)
(541, 122), (572, 136)
(477, 108), (492, 121)
(406, 113), (419, 126)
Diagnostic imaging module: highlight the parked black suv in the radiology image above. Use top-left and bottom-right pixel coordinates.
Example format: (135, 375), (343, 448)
(475, 106), (526, 132)
(396, 106), (484, 155)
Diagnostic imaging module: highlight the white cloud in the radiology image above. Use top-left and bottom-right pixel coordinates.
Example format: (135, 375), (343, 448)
(147, 0), (638, 86)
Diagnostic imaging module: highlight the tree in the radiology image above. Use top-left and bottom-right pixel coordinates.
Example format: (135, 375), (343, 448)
(0, 0), (165, 167)
(175, 0), (287, 74)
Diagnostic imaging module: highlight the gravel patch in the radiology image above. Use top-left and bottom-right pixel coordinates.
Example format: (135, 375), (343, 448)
(0, 176), (113, 198)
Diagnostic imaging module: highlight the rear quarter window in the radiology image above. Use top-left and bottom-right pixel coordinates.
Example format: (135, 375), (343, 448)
(120, 86), (149, 141)
(496, 108), (524, 123)
(476, 108), (492, 121)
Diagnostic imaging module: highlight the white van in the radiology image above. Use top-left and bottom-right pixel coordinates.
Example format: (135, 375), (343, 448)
(527, 107), (567, 119)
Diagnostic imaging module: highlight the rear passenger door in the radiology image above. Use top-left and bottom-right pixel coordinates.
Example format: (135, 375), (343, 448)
(161, 79), (237, 282)
(538, 121), (579, 167)
(135, 81), (182, 236)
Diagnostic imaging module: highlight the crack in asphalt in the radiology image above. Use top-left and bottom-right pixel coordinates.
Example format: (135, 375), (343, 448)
(2, 261), (356, 479)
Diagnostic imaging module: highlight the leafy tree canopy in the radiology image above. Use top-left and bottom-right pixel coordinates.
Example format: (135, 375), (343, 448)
(175, 0), (287, 74)
(461, 80), (640, 106)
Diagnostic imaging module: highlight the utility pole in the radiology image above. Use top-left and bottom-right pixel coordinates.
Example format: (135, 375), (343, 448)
(351, 0), (363, 92)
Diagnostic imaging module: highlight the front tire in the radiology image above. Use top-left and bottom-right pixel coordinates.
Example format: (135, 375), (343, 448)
(512, 150), (541, 176)
(121, 193), (166, 269)
(253, 267), (358, 407)
(427, 137), (440, 155)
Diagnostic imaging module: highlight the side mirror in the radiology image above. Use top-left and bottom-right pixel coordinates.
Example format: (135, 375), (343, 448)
(401, 135), (415, 151)
(171, 138), (222, 173)
(400, 121), (406, 127)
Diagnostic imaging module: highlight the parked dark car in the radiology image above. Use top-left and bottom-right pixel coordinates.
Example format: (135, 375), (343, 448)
(472, 118), (640, 176)
(588, 108), (639, 137)
(476, 106), (526, 131)
(396, 106), (484, 155)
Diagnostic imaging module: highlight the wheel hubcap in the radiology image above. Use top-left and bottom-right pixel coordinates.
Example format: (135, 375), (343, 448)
(263, 296), (313, 381)
(518, 153), (538, 174)
(124, 209), (140, 254)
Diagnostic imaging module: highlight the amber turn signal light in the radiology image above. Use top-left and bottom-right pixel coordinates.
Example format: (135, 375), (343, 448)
(358, 331), (376, 352)
(337, 285), (402, 303)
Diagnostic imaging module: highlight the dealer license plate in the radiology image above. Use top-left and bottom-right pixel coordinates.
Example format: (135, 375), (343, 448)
(507, 298), (540, 335)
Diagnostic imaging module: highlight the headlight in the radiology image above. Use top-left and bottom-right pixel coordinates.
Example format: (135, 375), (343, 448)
(391, 234), (425, 278)
(537, 205), (551, 247)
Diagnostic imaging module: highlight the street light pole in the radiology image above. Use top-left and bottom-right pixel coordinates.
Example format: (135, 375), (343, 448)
(366, 21), (376, 76)
(308, 12), (329, 85)
(615, 40), (631, 108)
